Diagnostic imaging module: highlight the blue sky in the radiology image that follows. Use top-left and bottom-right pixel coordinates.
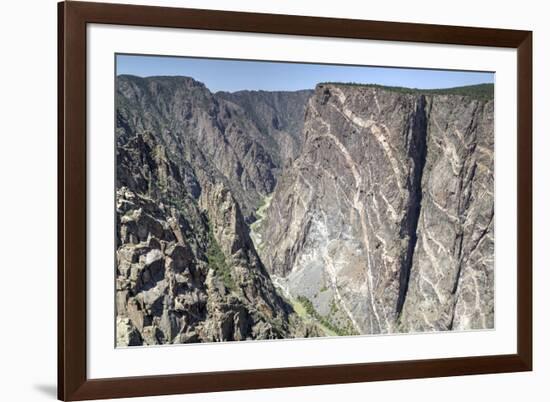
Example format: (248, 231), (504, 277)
(116, 54), (494, 93)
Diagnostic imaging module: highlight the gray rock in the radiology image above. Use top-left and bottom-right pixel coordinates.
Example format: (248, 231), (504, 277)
(259, 84), (494, 335)
(115, 131), (306, 346)
(116, 317), (143, 347)
(399, 96), (494, 332)
(116, 75), (312, 220)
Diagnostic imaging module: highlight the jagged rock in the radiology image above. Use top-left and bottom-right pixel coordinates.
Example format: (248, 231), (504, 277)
(177, 331), (200, 344)
(165, 242), (194, 273)
(115, 130), (307, 346)
(116, 317), (142, 347)
(142, 325), (165, 345)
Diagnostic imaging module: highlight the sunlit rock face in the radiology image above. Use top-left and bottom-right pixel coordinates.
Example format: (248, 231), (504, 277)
(258, 84), (494, 335)
(399, 97), (494, 332)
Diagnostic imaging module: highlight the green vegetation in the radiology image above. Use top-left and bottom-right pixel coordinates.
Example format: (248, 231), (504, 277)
(296, 296), (358, 337)
(206, 226), (235, 290)
(249, 194), (273, 251)
(165, 195), (186, 211)
(329, 299), (339, 314)
(318, 82), (494, 101)
(290, 297), (336, 337)
(250, 195), (273, 230)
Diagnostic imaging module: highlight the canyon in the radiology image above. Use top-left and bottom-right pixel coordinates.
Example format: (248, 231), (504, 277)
(115, 75), (494, 346)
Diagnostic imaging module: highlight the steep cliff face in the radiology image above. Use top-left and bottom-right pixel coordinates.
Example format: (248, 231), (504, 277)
(399, 97), (494, 331)
(257, 84), (494, 334)
(117, 76), (311, 220)
(217, 89), (312, 166)
(115, 130), (307, 346)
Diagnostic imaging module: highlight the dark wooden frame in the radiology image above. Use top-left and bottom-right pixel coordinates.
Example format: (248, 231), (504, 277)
(58, 1), (532, 400)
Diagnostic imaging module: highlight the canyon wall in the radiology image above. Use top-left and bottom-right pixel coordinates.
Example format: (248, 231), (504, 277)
(257, 84), (494, 334)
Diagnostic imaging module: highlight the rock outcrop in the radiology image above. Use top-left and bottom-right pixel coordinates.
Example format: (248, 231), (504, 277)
(115, 131), (302, 346)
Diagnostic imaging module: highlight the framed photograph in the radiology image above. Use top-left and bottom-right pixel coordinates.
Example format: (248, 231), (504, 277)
(58, 1), (532, 400)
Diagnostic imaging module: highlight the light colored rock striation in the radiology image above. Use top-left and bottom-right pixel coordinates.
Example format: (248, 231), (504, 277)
(258, 84), (494, 334)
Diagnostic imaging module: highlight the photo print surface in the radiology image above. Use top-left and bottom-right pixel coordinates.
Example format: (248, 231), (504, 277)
(115, 54), (494, 347)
